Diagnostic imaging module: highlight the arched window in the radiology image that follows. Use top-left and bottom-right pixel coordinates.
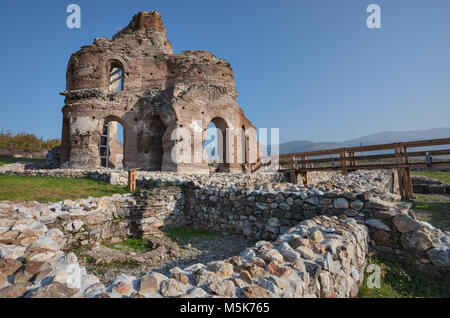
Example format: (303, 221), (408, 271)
(109, 61), (124, 92)
(99, 120), (124, 169)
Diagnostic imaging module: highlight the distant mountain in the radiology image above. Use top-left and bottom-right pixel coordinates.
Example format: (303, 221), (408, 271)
(279, 127), (450, 154)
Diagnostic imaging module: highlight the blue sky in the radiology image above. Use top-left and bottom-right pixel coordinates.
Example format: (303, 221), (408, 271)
(0, 0), (449, 144)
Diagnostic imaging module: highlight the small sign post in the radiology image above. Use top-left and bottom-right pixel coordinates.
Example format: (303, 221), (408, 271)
(128, 169), (138, 192)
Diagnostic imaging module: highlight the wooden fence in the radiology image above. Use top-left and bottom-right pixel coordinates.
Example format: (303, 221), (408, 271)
(263, 138), (450, 199)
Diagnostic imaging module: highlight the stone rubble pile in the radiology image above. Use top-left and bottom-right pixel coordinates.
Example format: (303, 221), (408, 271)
(0, 162), (396, 195)
(96, 215), (369, 298)
(314, 169), (397, 194)
(0, 169), (448, 298)
(0, 163), (288, 188)
(0, 206), (369, 298)
(0, 188), (186, 252)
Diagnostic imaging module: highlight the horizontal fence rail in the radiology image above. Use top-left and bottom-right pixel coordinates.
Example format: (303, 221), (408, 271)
(265, 137), (450, 199)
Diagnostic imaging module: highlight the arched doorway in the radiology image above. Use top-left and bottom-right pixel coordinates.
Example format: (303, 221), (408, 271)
(204, 117), (229, 171)
(60, 116), (71, 164)
(99, 119), (125, 169)
(146, 114), (167, 171)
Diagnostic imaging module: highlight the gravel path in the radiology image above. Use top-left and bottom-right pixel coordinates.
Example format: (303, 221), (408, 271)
(76, 233), (254, 286)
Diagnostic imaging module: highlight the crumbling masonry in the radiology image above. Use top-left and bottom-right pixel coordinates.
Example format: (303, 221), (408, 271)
(60, 11), (260, 173)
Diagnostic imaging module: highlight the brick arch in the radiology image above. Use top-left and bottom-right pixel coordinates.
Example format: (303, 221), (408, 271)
(100, 56), (129, 90)
(61, 12), (257, 173)
(143, 114), (167, 171)
(146, 108), (179, 172)
(96, 116), (126, 169)
(205, 116), (231, 172)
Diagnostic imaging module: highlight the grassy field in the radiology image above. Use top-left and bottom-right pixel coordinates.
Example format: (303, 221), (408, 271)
(358, 252), (449, 298)
(411, 171), (450, 184)
(0, 156), (44, 166)
(408, 171), (450, 231)
(0, 175), (131, 203)
(411, 194), (450, 231)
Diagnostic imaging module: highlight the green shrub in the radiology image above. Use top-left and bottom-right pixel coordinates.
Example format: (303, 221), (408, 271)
(0, 129), (60, 154)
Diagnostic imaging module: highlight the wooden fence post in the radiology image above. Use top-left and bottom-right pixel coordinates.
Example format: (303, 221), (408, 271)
(340, 151), (347, 174)
(128, 169), (137, 192)
(395, 147), (405, 199)
(395, 146), (413, 200)
(403, 146), (413, 199)
(301, 172), (308, 185)
(301, 156), (308, 185)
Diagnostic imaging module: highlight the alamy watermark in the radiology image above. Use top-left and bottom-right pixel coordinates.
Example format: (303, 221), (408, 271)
(365, 264), (381, 289)
(66, 4), (81, 29)
(367, 4), (381, 29)
(67, 4), (381, 30)
(169, 120), (279, 168)
(66, 264), (82, 289)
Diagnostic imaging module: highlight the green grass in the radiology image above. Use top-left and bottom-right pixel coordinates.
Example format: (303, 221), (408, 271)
(411, 171), (450, 184)
(163, 226), (217, 244)
(0, 175), (131, 203)
(358, 252), (449, 298)
(0, 156), (45, 166)
(103, 238), (153, 254)
(411, 194), (450, 231)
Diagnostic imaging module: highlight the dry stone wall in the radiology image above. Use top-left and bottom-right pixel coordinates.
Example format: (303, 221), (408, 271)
(99, 215), (370, 298)
(0, 199), (369, 298)
(0, 168), (448, 298)
(412, 175), (450, 194)
(296, 171), (338, 186)
(19, 188), (185, 251)
(0, 163), (288, 187)
(184, 184), (400, 241)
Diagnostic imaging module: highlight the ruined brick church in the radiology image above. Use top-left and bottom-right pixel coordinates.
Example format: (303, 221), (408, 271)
(60, 11), (260, 173)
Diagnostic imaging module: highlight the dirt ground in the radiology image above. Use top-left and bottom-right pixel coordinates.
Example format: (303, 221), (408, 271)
(74, 230), (254, 286)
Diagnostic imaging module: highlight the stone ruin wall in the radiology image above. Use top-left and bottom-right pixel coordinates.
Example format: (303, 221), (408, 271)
(0, 164), (354, 188)
(60, 11), (261, 174)
(411, 175), (450, 195)
(1, 11), (446, 299)
(1, 188), (369, 298)
(0, 167), (448, 298)
(0, 197), (369, 298)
